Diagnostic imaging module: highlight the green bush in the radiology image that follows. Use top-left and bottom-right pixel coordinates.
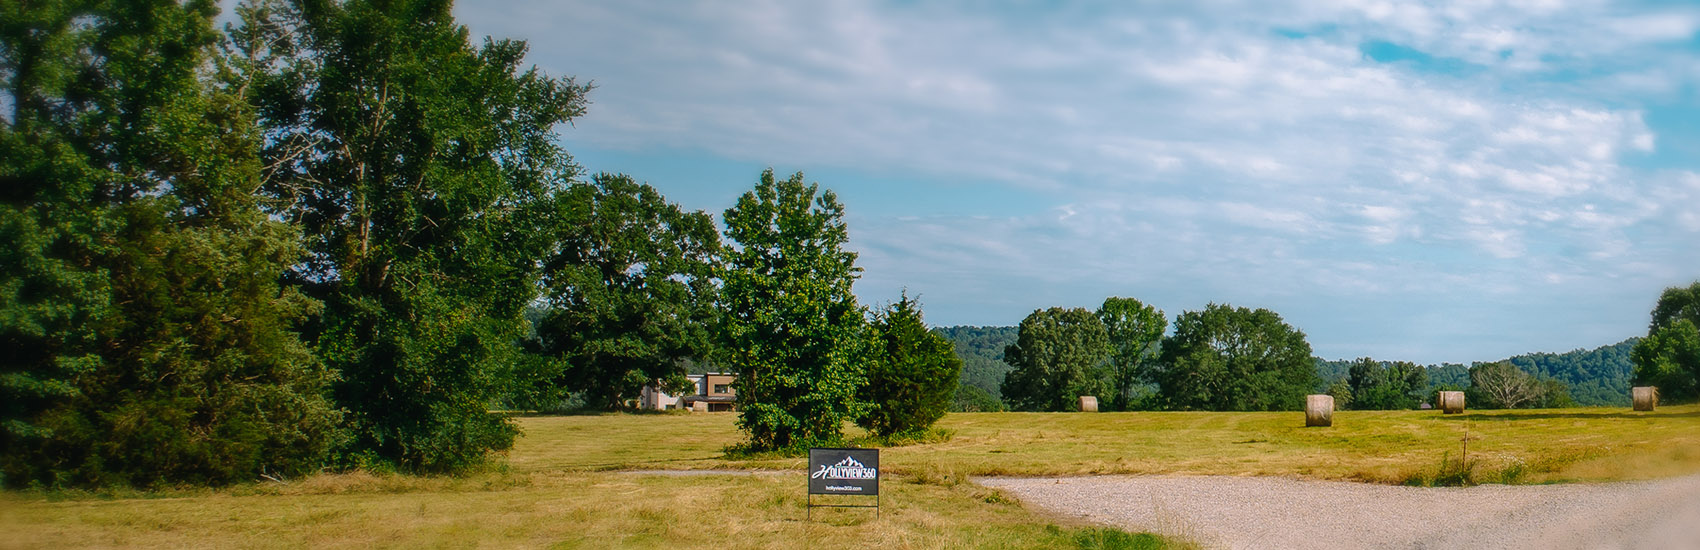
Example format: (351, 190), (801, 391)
(858, 294), (962, 437)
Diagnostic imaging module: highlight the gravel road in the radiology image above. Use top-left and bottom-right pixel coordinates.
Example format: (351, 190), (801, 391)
(978, 474), (1700, 550)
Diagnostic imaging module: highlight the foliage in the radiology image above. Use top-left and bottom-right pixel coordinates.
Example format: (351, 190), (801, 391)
(1401, 452), (1528, 487)
(933, 325), (1016, 404)
(1425, 363), (1471, 393)
(1533, 377), (1576, 408)
(1314, 358), (1351, 392)
(1097, 297), (1167, 411)
(719, 170), (866, 450)
(1, 0), (337, 487)
(1633, 281), (1700, 402)
(1649, 281), (1700, 330)
(1346, 359), (1427, 410)
(1467, 361), (1547, 409)
(1633, 320), (1699, 401)
(1316, 340), (1634, 407)
(1508, 339), (1636, 406)
(236, 0), (590, 472)
(1152, 303), (1317, 411)
(527, 173), (721, 410)
(858, 293), (962, 437)
(952, 384), (1005, 412)
(1000, 307), (1111, 412)
(1325, 379), (1354, 410)
(1071, 527), (1177, 550)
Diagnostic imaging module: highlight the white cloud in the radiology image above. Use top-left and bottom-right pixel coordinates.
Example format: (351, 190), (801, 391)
(457, 0), (1700, 363)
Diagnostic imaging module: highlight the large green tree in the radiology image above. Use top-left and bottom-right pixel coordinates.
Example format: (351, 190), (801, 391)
(720, 170), (865, 450)
(528, 173), (721, 410)
(1098, 297), (1166, 410)
(2, 0), (337, 487)
(236, 0), (589, 471)
(1633, 282), (1700, 402)
(1000, 307), (1110, 412)
(1346, 358), (1427, 410)
(858, 293), (962, 437)
(1152, 303), (1316, 411)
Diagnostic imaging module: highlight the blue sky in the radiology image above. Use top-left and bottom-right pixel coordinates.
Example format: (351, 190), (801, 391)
(453, 0), (1700, 364)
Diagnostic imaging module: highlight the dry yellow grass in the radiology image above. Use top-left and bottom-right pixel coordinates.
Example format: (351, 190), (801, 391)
(1, 470), (1177, 549)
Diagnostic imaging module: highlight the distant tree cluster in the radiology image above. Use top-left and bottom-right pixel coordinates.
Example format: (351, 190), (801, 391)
(947, 317), (1642, 412)
(1001, 307), (1113, 412)
(989, 299), (1317, 413)
(1344, 359), (1428, 410)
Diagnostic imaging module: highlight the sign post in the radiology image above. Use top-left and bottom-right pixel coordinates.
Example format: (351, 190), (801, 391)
(806, 447), (879, 519)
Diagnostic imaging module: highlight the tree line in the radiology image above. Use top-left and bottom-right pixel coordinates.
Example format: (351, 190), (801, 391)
(940, 282), (1700, 413)
(2, 0), (962, 488)
(988, 300), (1317, 412)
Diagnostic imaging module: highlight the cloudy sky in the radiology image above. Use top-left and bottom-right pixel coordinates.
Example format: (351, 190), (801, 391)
(454, 0), (1700, 364)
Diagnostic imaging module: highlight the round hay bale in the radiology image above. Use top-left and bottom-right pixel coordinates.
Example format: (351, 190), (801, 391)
(1439, 391), (1465, 414)
(1305, 394), (1333, 427)
(1632, 386), (1658, 412)
(1078, 395), (1099, 413)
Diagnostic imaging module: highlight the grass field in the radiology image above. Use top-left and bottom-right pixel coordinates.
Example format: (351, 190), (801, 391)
(516, 404), (1700, 484)
(5, 405), (1697, 549)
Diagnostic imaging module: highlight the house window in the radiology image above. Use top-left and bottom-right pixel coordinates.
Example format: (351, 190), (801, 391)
(713, 384), (732, 395)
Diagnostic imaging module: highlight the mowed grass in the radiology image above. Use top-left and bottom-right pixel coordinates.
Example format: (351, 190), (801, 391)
(1, 470), (1170, 549)
(513, 404), (1700, 484)
(5, 405), (1697, 549)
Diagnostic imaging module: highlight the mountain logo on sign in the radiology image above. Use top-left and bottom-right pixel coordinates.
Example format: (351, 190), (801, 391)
(811, 456), (877, 480)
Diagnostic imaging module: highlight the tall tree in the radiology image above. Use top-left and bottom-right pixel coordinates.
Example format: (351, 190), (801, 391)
(1346, 358), (1427, 410)
(858, 293), (962, 437)
(1098, 297), (1166, 411)
(1000, 307), (1111, 412)
(720, 169), (865, 450)
(1633, 282), (1700, 402)
(235, 0), (590, 471)
(1152, 303), (1316, 411)
(526, 174), (720, 410)
(2, 0), (337, 487)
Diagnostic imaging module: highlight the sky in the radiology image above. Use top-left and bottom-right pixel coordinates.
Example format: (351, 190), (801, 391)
(452, 0), (1700, 365)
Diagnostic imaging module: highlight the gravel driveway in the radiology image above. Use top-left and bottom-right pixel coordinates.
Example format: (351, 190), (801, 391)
(978, 474), (1700, 550)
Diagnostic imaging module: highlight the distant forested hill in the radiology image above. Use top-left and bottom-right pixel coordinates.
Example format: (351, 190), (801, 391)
(933, 326), (1019, 399)
(1314, 339), (1638, 407)
(1506, 339), (1637, 406)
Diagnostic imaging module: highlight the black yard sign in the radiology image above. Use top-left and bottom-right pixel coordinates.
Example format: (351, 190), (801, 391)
(806, 448), (879, 518)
